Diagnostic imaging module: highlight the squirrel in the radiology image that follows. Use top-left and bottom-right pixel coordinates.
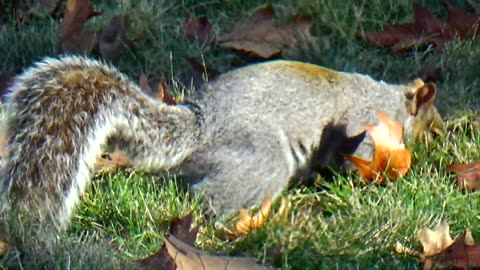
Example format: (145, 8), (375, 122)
(0, 56), (444, 229)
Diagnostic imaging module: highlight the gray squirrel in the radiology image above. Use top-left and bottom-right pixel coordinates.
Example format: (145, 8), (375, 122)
(0, 56), (443, 229)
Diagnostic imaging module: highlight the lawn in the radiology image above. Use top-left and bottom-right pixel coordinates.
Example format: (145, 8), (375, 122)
(0, 0), (479, 269)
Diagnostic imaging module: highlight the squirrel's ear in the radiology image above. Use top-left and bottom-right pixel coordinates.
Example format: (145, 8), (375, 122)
(410, 83), (437, 115)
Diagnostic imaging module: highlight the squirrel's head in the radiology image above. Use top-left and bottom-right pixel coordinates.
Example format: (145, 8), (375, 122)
(403, 79), (444, 143)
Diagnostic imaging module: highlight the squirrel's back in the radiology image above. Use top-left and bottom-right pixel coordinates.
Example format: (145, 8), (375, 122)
(190, 60), (407, 146)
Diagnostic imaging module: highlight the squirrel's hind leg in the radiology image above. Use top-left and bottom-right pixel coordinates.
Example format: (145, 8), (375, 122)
(186, 132), (293, 218)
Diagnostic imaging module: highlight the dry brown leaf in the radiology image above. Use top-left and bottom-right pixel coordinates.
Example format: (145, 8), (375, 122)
(182, 11), (215, 47)
(217, 5), (314, 58)
(363, 3), (444, 52)
(346, 111), (412, 183)
(448, 162), (480, 191)
(62, 0), (101, 37)
(445, 1), (480, 38)
(397, 221), (480, 269)
(66, 0), (101, 30)
(168, 212), (200, 245)
(137, 213), (199, 270)
(99, 15), (129, 60)
(165, 235), (271, 270)
(156, 79), (179, 105)
(233, 194), (272, 237)
(418, 220), (454, 257)
(138, 73), (179, 104)
(62, 31), (99, 54)
(424, 230), (480, 270)
(363, 2), (479, 52)
(61, 0), (102, 53)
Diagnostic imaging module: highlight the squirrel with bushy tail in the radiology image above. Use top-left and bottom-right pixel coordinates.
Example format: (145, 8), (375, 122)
(0, 55), (443, 229)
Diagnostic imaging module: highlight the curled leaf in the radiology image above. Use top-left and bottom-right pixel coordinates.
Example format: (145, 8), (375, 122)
(233, 194), (272, 237)
(448, 162), (480, 191)
(347, 111), (412, 182)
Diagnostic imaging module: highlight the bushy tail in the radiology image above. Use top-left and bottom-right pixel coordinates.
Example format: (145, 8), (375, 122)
(0, 56), (200, 229)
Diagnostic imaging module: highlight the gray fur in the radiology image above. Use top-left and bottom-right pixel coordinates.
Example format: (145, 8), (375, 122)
(0, 56), (442, 228)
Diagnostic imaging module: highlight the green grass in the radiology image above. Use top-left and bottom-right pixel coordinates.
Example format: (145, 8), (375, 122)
(0, 0), (479, 269)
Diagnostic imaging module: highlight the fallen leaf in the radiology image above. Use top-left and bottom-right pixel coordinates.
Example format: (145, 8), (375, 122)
(61, 0), (102, 53)
(396, 220), (480, 269)
(62, 0), (101, 37)
(137, 212), (199, 270)
(156, 79), (179, 105)
(233, 194), (272, 237)
(363, 2), (479, 52)
(363, 3), (444, 52)
(346, 111), (412, 182)
(99, 15), (129, 60)
(346, 155), (376, 180)
(445, 1), (480, 39)
(418, 220), (454, 257)
(422, 229), (480, 270)
(448, 162), (480, 191)
(165, 235), (271, 270)
(424, 231), (470, 270)
(61, 31), (99, 54)
(366, 111), (404, 147)
(138, 74), (179, 104)
(182, 11), (215, 48)
(169, 212), (200, 245)
(138, 245), (175, 270)
(217, 5), (314, 58)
